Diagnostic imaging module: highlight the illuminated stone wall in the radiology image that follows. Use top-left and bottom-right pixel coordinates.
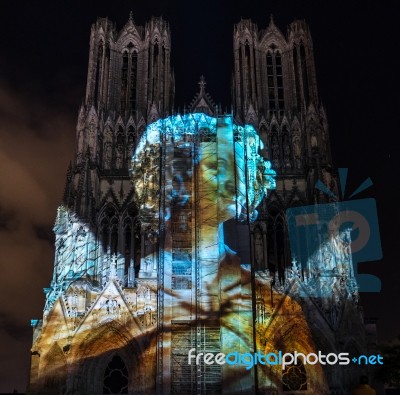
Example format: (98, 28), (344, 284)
(29, 112), (367, 395)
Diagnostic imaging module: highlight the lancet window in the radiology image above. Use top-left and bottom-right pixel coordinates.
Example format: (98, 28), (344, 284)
(99, 205), (119, 255)
(293, 43), (309, 107)
(266, 209), (291, 283)
(266, 46), (284, 113)
(120, 43), (139, 113)
(94, 42), (103, 104)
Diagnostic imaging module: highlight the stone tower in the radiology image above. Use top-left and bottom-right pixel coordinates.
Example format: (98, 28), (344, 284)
(62, 14), (174, 285)
(28, 14), (369, 395)
(233, 17), (334, 276)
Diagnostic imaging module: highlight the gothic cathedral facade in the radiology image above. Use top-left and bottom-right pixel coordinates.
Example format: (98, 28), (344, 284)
(28, 15), (370, 395)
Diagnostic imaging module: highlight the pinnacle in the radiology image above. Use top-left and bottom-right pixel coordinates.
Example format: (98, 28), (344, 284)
(198, 75), (206, 94)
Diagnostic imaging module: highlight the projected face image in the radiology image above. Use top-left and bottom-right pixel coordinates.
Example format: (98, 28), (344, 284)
(198, 140), (236, 222)
(128, 114), (326, 392)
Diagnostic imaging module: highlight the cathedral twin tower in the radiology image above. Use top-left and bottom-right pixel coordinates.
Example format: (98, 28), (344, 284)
(65, 14), (331, 280)
(28, 14), (362, 395)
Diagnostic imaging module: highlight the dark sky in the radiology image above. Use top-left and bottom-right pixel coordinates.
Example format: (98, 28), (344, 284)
(0, 0), (399, 392)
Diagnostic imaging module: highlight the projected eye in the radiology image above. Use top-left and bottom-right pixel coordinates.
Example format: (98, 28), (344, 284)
(218, 158), (228, 168)
(203, 159), (217, 171)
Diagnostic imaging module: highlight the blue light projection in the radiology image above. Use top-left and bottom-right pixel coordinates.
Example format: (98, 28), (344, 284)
(44, 206), (129, 313)
(287, 169), (382, 296)
(131, 112), (276, 227)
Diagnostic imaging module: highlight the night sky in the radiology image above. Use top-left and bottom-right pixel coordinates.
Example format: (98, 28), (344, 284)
(0, 1), (399, 392)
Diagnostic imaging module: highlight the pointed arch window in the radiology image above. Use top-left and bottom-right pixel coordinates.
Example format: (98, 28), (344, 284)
(239, 45), (244, 112)
(266, 209), (291, 283)
(99, 205), (119, 254)
(126, 125), (136, 166)
(116, 126), (124, 146)
(116, 126), (124, 169)
(267, 52), (275, 110)
(103, 126), (114, 170)
(245, 42), (253, 98)
(161, 44), (166, 105)
(276, 52), (284, 109)
(101, 218), (109, 250)
(152, 41), (159, 102)
(94, 42), (104, 104)
(129, 51), (138, 109)
(270, 125), (280, 168)
(120, 43), (139, 114)
(293, 43), (309, 107)
(266, 46), (285, 113)
(120, 51), (129, 112)
(110, 218), (119, 255)
(282, 125), (291, 168)
(122, 215), (134, 273)
(103, 355), (128, 394)
(147, 45), (151, 90)
(300, 44), (309, 103)
(127, 126), (135, 144)
(293, 46), (301, 108)
(124, 226), (132, 268)
(127, 126), (135, 146)
(103, 44), (110, 109)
